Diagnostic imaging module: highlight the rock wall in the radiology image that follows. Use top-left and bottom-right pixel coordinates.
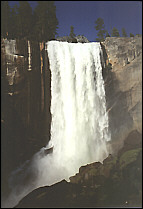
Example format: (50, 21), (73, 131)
(1, 39), (51, 199)
(102, 36), (142, 153)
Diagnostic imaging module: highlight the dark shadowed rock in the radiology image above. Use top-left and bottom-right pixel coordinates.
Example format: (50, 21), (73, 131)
(1, 39), (48, 201)
(118, 130), (142, 156)
(15, 180), (73, 208)
(44, 146), (53, 155)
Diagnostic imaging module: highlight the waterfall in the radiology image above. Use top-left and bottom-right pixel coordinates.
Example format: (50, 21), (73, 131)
(45, 41), (111, 176)
(2, 41), (111, 208)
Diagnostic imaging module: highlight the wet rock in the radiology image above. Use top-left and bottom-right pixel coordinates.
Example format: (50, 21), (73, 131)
(15, 139), (142, 208)
(70, 162), (102, 184)
(118, 130), (142, 156)
(15, 180), (73, 208)
(44, 147), (53, 155)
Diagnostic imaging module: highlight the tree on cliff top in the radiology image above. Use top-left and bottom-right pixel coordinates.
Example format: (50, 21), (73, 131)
(105, 31), (110, 38)
(9, 5), (19, 39)
(1, 1), (10, 38)
(33, 1), (59, 42)
(111, 27), (120, 37)
(69, 26), (76, 38)
(122, 28), (128, 37)
(17, 1), (33, 40)
(94, 18), (106, 42)
(130, 33), (134, 37)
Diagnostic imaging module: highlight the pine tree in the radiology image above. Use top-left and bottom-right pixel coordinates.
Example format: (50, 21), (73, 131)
(18, 1), (33, 40)
(9, 5), (19, 39)
(33, 1), (58, 42)
(1, 1), (10, 38)
(69, 26), (76, 38)
(130, 33), (134, 37)
(122, 28), (127, 37)
(111, 27), (120, 37)
(95, 18), (106, 42)
(105, 31), (110, 38)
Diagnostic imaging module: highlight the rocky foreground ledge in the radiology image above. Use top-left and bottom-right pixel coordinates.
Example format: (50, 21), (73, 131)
(15, 130), (142, 208)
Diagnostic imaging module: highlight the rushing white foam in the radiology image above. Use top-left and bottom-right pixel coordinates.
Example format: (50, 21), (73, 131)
(2, 41), (111, 208)
(45, 41), (111, 174)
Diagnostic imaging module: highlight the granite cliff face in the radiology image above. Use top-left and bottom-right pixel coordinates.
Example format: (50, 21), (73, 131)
(1, 39), (49, 200)
(101, 36), (142, 153)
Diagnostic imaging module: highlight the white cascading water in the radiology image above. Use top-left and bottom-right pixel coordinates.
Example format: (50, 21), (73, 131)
(45, 41), (111, 176)
(2, 41), (111, 208)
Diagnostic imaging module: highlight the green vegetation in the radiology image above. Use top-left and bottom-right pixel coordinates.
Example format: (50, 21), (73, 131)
(94, 17), (137, 41)
(130, 33), (134, 37)
(122, 28), (127, 37)
(69, 26), (76, 38)
(18, 1), (33, 39)
(94, 18), (106, 42)
(105, 31), (110, 38)
(1, 1), (10, 38)
(33, 1), (58, 42)
(119, 148), (142, 169)
(9, 5), (19, 39)
(111, 27), (120, 37)
(1, 1), (58, 42)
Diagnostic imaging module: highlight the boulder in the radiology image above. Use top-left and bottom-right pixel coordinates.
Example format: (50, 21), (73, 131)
(56, 36), (77, 43)
(75, 35), (90, 43)
(56, 35), (89, 43)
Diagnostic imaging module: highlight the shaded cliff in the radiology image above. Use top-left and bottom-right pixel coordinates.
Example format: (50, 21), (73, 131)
(101, 36), (142, 153)
(1, 39), (51, 200)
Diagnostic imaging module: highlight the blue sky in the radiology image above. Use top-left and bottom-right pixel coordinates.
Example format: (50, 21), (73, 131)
(9, 1), (142, 42)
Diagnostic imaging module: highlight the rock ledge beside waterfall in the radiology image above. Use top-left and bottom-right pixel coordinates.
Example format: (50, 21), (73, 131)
(56, 35), (90, 43)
